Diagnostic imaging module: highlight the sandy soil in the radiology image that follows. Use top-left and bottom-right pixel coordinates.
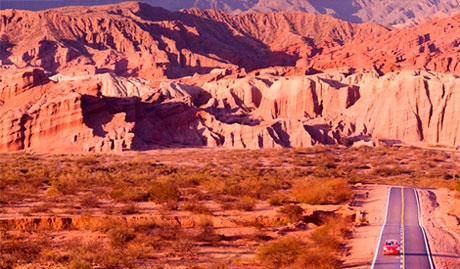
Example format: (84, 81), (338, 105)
(419, 188), (460, 268)
(341, 184), (390, 268)
(0, 195), (351, 268)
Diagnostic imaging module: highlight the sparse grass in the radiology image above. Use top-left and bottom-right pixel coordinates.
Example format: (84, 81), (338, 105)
(119, 203), (139, 215)
(268, 193), (288, 206)
(293, 178), (353, 205)
(0, 233), (50, 267)
(182, 200), (212, 215)
(109, 227), (136, 247)
(257, 215), (351, 268)
(79, 195), (100, 208)
(0, 146), (458, 267)
(256, 237), (305, 268)
(148, 182), (181, 204)
(235, 196), (257, 211)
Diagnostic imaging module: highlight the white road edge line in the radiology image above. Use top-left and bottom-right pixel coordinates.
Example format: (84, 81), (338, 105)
(371, 186), (393, 269)
(414, 188), (435, 269)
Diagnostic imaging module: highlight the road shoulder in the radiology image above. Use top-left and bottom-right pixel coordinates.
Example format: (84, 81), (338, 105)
(341, 184), (390, 268)
(418, 188), (460, 268)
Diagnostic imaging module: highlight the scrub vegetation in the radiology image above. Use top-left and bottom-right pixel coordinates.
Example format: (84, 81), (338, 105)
(0, 145), (458, 268)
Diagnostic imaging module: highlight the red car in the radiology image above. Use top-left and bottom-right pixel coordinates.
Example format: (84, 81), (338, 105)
(383, 240), (401, 255)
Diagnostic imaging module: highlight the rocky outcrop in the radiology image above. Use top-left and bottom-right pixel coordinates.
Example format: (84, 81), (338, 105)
(340, 70), (460, 146)
(1, 67), (459, 153)
(310, 13), (460, 76)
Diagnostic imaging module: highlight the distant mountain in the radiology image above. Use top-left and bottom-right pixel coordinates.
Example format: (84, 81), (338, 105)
(2, 0), (460, 26)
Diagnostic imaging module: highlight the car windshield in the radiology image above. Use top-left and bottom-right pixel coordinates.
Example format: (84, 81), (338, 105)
(386, 241), (398, 245)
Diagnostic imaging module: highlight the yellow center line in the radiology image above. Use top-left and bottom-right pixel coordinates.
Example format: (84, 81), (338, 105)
(401, 188), (405, 268)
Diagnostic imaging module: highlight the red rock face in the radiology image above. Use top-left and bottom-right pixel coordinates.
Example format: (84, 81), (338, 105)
(0, 2), (389, 80)
(310, 13), (460, 76)
(0, 2), (459, 152)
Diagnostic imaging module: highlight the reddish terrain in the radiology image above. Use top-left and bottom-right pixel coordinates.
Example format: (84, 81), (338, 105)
(3, 0), (460, 27)
(0, 1), (460, 152)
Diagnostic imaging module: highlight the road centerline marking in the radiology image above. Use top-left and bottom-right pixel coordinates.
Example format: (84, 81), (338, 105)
(401, 187), (405, 269)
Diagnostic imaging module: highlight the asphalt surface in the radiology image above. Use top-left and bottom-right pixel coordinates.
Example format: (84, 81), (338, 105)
(372, 187), (434, 269)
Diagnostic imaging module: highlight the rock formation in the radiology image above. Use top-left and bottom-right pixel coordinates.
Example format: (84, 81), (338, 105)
(310, 13), (460, 76)
(0, 2), (459, 152)
(0, 2), (389, 80)
(3, 0), (460, 27)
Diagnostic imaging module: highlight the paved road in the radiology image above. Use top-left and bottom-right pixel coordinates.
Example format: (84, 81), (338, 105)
(371, 187), (434, 269)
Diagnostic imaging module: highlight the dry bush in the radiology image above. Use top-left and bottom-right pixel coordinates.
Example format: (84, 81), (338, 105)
(256, 237), (305, 268)
(119, 203), (139, 215)
(0, 233), (49, 266)
(28, 202), (54, 213)
(147, 182), (180, 204)
(268, 193), (288, 206)
(168, 234), (196, 257)
(309, 216), (349, 251)
(50, 174), (80, 195)
(293, 178), (353, 205)
(79, 195), (100, 208)
(371, 165), (404, 177)
(195, 216), (222, 244)
(296, 216), (351, 268)
(110, 186), (147, 202)
(235, 196), (257, 211)
(68, 240), (132, 268)
(109, 228), (136, 247)
(182, 200), (211, 215)
(76, 216), (126, 232)
(74, 156), (100, 166)
(292, 249), (339, 269)
(278, 204), (304, 223)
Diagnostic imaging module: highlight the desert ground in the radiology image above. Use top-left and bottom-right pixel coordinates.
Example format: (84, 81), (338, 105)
(1, 145), (459, 268)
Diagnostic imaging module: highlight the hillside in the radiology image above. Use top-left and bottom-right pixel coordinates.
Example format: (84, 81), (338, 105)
(1, 2), (460, 152)
(2, 0), (460, 27)
(0, 2), (389, 79)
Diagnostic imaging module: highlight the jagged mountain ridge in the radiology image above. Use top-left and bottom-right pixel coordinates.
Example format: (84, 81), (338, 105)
(2, 0), (460, 27)
(1, 2), (460, 152)
(309, 12), (460, 75)
(0, 2), (389, 79)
